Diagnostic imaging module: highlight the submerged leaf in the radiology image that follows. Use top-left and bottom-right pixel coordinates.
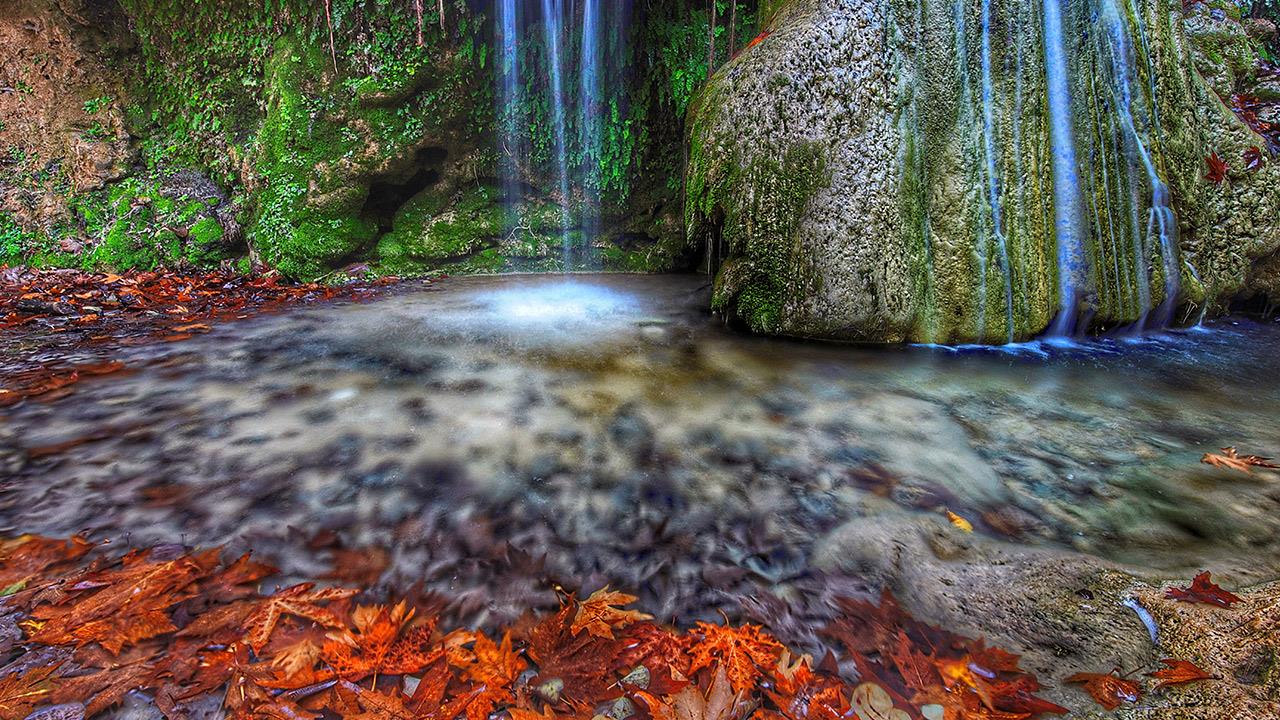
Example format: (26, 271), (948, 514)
(1065, 671), (1141, 711)
(1165, 572), (1243, 608)
(1147, 658), (1215, 689)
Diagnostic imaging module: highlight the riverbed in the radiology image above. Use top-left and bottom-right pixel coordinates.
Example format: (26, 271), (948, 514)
(1, 274), (1278, 702)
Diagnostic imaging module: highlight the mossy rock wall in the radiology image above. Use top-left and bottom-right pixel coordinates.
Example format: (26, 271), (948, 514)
(2, 0), (732, 278)
(687, 0), (1280, 343)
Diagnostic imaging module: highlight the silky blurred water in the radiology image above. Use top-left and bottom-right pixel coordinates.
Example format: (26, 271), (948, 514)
(2, 274), (1278, 629)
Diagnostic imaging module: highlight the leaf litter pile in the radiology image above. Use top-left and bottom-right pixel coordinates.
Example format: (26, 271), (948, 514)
(0, 537), (1245, 720)
(0, 267), (393, 408)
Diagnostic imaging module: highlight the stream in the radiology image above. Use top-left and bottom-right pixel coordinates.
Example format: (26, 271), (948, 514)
(2, 273), (1278, 673)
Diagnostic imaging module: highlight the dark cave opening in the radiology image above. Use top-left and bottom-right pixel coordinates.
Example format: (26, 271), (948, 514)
(362, 147), (449, 233)
(1230, 292), (1279, 319)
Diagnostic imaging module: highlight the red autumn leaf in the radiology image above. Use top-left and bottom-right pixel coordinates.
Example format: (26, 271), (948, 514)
(1147, 658), (1215, 689)
(1244, 147), (1264, 172)
(1066, 671), (1142, 710)
(571, 586), (652, 639)
(526, 599), (624, 705)
(686, 621), (784, 694)
(1201, 446), (1279, 474)
(1205, 152), (1229, 184)
(617, 621), (689, 677)
(1165, 571), (1243, 608)
(243, 582), (360, 652)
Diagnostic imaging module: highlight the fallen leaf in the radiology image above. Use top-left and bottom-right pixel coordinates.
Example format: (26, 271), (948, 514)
(1205, 152), (1229, 184)
(0, 664), (59, 718)
(1146, 658), (1215, 689)
(1065, 671), (1141, 711)
(637, 665), (746, 720)
(945, 510), (973, 533)
(1201, 447), (1280, 474)
(244, 583), (359, 652)
(1166, 572), (1243, 608)
(1244, 147), (1264, 172)
(571, 586), (652, 639)
(687, 621), (784, 694)
(850, 682), (911, 720)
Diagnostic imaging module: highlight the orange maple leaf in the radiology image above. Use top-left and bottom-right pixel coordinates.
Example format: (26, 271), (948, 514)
(1066, 671), (1141, 710)
(243, 583), (359, 652)
(0, 664), (58, 718)
(571, 587), (652, 639)
(447, 631), (527, 720)
(637, 665), (746, 720)
(320, 601), (440, 681)
(765, 653), (847, 720)
(1201, 447), (1280, 474)
(1147, 658), (1215, 689)
(686, 621), (783, 694)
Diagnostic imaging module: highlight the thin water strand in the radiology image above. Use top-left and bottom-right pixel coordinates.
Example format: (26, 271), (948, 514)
(1043, 0), (1088, 337)
(541, 0), (573, 269)
(981, 0), (1014, 342)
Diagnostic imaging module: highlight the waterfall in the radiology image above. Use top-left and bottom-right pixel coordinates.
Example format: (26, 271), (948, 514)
(1100, 0), (1179, 329)
(579, 0), (602, 259)
(980, 0), (1014, 342)
(493, 0), (613, 272)
(497, 0), (523, 241)
(1042, 0), (1088, 337)
(541, 0), (573, 269)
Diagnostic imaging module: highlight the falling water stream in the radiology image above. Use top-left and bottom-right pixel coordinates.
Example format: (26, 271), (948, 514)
(497, 0), (523, 236)
(540, 0), (573, 267)
(578, 0), (602, 254)
(1042, 0), (1088, 337)
(979, 0), (1014, 343)
(1102, 0), (1181, 329)
(497, 0), (609, 270)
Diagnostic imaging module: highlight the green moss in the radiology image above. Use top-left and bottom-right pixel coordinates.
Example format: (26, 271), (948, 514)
(688, 134), (828, 333)
(377, 184), (505, 265)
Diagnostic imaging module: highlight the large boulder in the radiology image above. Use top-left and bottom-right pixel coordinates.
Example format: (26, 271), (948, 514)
(687, 0), (1280, 343)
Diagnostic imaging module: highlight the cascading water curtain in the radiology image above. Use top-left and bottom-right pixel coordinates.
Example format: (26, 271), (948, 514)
(1097, 0), (1181, 330)
(495, 0), (613, 272)
(979, 0), (1014, 343)
(540, 0), (573, 269)
(1042, 0), (1088, 337)
(497, 0), (524, 246)
(578, 0), (602, 266)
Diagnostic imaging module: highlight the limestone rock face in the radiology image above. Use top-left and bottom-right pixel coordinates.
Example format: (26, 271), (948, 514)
(0, 0), (136, 235)
(687, 0), (1280, 343)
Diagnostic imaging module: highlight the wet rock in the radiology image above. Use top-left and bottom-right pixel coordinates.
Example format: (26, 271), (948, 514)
(815, 511), (1154, 700)
(607, 403), (654, 461)
(25, 704), (85, 720)
(351, 461), (404, 489)
(525, 453), (563, 482)
(14, 298), (74, 315)
(312, 433), (363, 469)
(404, 461), (469, 502)
(714, 435), (771, 467)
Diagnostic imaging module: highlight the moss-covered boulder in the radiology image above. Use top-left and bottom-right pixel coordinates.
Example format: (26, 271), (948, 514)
(687, 0), (1280, 343)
